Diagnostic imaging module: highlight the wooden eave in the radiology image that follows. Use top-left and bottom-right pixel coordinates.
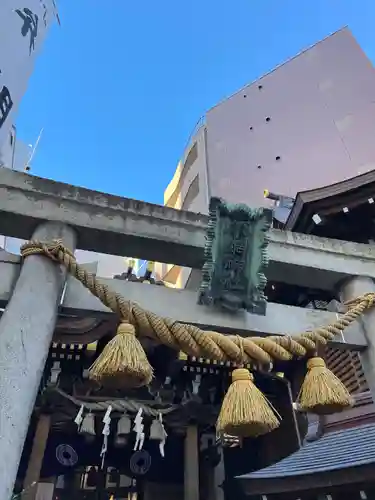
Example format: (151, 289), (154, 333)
(285, 170), (375, 233)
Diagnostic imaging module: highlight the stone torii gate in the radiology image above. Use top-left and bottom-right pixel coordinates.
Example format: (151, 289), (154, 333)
(1, 168), (375, 499)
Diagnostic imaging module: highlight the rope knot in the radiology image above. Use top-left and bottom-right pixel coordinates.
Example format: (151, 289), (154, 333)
(235, 335), (245, 363)
(346, 292), (375, 310)
(307, 357), (325, 370)
(117, 323), (136, 336)
(20, 239), (74, 262)
(232, 368), (253, 382)
(364, 293), (375, 308)
(41, 240), (63, 262)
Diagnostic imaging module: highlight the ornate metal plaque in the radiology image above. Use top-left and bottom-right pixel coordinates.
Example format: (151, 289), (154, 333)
(198, 197), (272, 315)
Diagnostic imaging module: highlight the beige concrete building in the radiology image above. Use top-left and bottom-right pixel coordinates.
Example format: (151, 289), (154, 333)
(156, 27), (375, 288)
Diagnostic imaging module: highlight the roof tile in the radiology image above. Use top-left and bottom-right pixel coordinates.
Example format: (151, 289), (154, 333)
(238, 423), (375, 479)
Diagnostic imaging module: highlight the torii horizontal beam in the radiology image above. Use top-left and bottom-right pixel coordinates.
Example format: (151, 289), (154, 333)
(0, 249), (367, 350)
(1, 169), (375, 291)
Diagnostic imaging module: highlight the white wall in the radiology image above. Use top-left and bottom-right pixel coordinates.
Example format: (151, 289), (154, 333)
(0, 129), (32, 171)
(159, 27), (375, 290)
(0, 0), (57, 150)
(206, 27), (375, 208)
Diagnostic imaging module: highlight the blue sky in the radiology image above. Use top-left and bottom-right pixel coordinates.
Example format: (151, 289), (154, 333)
(16, 0), (375, 205)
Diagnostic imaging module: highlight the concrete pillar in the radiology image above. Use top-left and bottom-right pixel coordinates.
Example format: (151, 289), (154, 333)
(184, 425), (199, 500)
(22, 414), (51, 500)
(338, 276), (375, 398)
(0, 222), (76, 500)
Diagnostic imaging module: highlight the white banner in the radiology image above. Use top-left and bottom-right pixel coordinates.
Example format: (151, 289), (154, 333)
(0, 0), (57, 149)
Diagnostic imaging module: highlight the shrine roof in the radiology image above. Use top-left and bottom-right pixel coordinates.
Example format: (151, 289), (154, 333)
(285, 169), (375, 234)
(238, 422), (375, 483)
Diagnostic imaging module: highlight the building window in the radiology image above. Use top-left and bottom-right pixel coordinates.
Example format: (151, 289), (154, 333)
(166, 142), (198, 208)
(182, 174), (199, 210)
(257, 165), (262, 169)
(275, 156), (281, 161)
(265, 117), (271, 122)
(258, 85), (263, 90)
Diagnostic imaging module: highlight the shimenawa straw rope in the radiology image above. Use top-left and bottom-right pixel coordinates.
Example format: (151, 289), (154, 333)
(20, 240), (370, 436)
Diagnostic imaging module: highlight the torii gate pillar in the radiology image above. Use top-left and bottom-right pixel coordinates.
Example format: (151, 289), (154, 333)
(0, 222), (76, 500)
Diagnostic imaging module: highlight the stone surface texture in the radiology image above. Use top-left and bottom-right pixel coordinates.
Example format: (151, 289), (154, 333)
(0, 222), (76, 500)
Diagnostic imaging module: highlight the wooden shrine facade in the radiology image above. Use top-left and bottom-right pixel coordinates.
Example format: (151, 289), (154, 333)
(14, 332), (307, 500)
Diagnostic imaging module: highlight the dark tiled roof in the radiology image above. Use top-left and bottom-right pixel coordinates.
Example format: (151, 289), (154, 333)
(238, 423), (375, 480)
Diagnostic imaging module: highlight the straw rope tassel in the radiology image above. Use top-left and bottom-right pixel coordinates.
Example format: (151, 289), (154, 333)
(89, 322), (153, 388)
(298, 357), (353, 414)
(217, 368), (280, 437)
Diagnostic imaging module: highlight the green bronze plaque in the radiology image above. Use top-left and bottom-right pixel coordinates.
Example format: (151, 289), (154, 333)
(198, 197), (272, 315)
